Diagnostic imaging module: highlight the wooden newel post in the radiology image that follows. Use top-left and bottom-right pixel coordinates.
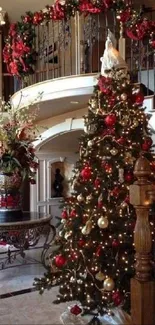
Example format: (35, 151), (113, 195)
(129, 156), (155, 325)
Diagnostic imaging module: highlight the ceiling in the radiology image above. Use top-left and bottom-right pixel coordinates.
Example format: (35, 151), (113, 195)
(1, 0), (155, 22)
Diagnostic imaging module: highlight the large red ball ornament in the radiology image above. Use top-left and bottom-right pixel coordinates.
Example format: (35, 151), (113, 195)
(55, 255), (66, 268)
(112, 291), (123, 306)
(80, 167), (91, 180)
(104, 114), (117, 127)
(124, 171), (133, 182)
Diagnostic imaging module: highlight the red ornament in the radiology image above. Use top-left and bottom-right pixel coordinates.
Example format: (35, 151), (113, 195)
(104, 114), (117, 127)
(133, 92), (144, 105)
(80, 166), (92, 180)
(142, 138), (152, 151)
(79, 0), (101, 14)
(70, 250), (78, 261)
(78, 239), (85, 247)
(124, 171), (133, 183)
(110, 187), (120, 198)
(61, 210), (68, 219)
(102, 161), (112, 173)
(70, 209), (77, 218)
(55, 254), (66, 268)
(70, 304), (82, 315)
(117, 137), (126, 145)
(94, 178), (101, 188)
(112, 239), (120, 248)
(30, 178), (36, 185)
(112, 291), (123, 306)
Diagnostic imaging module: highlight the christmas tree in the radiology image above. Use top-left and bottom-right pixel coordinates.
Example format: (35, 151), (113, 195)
(35, 31), (155, 316)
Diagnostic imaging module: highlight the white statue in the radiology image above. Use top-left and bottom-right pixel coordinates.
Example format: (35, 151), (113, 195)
(100, 29), (128, 77)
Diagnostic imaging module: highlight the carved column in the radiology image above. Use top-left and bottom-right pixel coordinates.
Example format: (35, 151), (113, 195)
(129, 156), (155, 325)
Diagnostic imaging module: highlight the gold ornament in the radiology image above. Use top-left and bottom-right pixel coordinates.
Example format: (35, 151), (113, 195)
(124, 152), (136, 164)
(103, 277), (115, 291)
(133, 119), (139, 127)
(95, 271), (106, 281)
(86, 194), (93, 203)
(97, 216), (109, 229)
(120, 116), (128, 126)
(110, 148), (118, 156)
(87, 140), (93, 147)
(121, 93), (127, 101)
(77, 194), (85, 202)
(81, 220), (92, 235)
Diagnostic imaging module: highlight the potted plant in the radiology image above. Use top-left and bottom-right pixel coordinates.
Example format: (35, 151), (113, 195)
(0, 101), (39, 217)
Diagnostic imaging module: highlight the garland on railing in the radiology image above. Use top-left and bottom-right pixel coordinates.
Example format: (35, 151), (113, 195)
(3, 0), (155, 78)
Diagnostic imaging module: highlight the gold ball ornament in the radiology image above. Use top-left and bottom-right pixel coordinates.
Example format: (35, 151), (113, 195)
(133, 119), (139, 127)
(95, 271), (106, 281)
(81, 220), (92, 235)
(110, 148), (118, 156)
(97, 216), (109, 229)
(121, 93), (127, 101)
(77, 194), (85, 202)
(103, 277), (115, 291)
(88, 140), (93, 147)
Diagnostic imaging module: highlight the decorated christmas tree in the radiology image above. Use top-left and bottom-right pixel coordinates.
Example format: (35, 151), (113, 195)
(35, 31), (155, 319)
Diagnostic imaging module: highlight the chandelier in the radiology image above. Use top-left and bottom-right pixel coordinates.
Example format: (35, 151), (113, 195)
(0, 7), (6, 25)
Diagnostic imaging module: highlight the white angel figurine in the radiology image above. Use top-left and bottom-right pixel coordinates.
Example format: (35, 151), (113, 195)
(100, 29), (128, 77)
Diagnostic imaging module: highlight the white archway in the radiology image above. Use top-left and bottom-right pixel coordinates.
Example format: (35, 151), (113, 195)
(31, 118), (84, 212)
(34, 118), (84, 151)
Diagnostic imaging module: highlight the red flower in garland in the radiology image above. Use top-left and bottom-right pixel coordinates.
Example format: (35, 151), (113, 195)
(79, 0), (101, 14)
(9, 61), (19, 75)
(119, 9), (131, 23)
(9, 23), (17, 37)
(51, 0), (65, 20)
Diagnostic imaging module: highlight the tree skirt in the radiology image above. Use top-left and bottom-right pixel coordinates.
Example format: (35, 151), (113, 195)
(60, 305), (132, 325)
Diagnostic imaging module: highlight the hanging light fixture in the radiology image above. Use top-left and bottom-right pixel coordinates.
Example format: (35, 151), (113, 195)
(0, 7), (6, 25)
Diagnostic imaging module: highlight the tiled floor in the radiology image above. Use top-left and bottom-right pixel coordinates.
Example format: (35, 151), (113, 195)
(0, 242), (69, 324)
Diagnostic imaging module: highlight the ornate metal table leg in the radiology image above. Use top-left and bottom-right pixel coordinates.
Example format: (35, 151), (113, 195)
(41, 223), (56, 268)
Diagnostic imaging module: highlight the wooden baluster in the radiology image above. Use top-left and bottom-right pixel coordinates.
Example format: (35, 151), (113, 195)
(129, 156), (155, 325)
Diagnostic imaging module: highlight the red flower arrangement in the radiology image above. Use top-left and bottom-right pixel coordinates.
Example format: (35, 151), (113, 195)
(0, 102), (39, 184)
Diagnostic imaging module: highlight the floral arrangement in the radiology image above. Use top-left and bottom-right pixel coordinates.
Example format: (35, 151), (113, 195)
(0, 101), (39, 184)
(3, 0), (155, 77)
